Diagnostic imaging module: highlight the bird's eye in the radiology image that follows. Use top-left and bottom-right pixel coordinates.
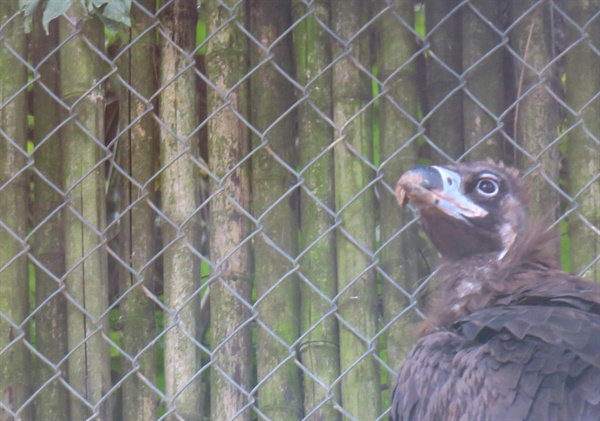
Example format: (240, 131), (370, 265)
(476, 178), (499, 196)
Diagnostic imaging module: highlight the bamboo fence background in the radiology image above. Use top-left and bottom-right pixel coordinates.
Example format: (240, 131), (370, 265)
(1, 0), (598, 420)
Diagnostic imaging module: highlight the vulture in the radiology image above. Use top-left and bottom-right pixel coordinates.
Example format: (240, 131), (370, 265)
(390, 161), (600, 421)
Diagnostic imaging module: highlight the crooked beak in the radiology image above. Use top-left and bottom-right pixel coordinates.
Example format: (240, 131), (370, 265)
(396, 165), (488, 221)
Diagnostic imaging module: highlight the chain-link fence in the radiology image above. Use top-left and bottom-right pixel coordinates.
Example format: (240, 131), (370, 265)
(1, 0), (599, 419)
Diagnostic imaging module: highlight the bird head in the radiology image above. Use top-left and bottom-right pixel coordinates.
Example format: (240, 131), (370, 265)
(396, 161), (529, 260)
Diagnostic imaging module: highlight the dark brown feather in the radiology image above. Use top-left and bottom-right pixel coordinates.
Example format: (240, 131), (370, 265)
(391, 302), (600, 420)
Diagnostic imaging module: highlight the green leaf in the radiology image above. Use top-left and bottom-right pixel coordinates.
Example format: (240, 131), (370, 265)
(19, 0), (41, 33)
(90, 0), (109, 8)
(101, 0), (131, 27)
(19, 0), (40, 17)
(43, 0), (73, 33)
(89, 0), (131, 32)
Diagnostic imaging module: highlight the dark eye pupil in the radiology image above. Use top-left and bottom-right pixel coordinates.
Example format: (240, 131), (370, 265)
(478, 179), (497, 194)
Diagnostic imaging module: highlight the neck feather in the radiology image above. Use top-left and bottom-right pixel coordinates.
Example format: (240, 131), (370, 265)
(424, 223), (559, 329)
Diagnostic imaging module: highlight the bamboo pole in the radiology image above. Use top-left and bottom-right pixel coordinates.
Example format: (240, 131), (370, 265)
(564, 0), (600, 282)
(116, 0), (159, 418)
(159, 1), (202, 418)
(0, 3), (31, 420)
(376, 0), (423, 403)
(426, 0), (464, 159)
(292, 1), (340, 418)
(462, 0), (504, 160)
(206, 2), (253, 419)
(510, 1), (561, 226)
(249, 1), (303, 419)
(332, 1), (380, 418)
(31, 15), (69, 421)
(59, 4), (111, 419)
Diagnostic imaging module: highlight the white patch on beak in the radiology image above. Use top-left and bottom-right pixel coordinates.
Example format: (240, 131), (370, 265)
(431, 166), (488, 220)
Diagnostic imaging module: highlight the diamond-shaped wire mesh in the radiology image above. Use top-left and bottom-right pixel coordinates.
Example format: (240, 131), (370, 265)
(1, 0), (599, 419)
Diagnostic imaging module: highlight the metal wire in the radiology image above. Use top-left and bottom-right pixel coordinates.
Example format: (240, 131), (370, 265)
(0, 0), (598, 419)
